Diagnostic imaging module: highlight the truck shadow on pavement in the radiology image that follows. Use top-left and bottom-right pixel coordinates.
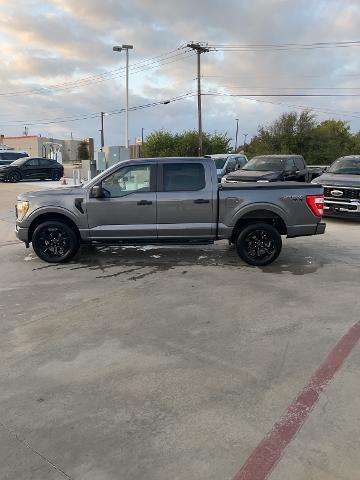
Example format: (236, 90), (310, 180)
(30, 243), (329, 278)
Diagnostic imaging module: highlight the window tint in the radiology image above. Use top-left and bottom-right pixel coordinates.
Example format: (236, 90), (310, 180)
(0, 152), (25, 160)
(294, 157), (305, 170)
(102, 165), (151, 198)
(236, 157), (247, 168)
(227, 159), (236, 170)
(25, 159), (40, 167)
(285, 159), (296, 171)
(39, 159), (51, 166)
(163, 163), (205, 191)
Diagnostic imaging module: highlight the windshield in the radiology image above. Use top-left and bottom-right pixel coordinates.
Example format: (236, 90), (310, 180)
(10, 158), (27, 166)
(243, 156), (286, 172)
(327, 157), (360, 175)
(213, 157), (227, 169)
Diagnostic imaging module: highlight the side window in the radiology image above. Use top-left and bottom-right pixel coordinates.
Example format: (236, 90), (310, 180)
(25, 159), (39, 167)
(102, 165), (151, 198)
(227, 159), (236, 171)
(295, 157), (305, 170)
(39, 159), (50, 166)
(235, 157), (246, 169)
(285, 159), (295, 171)
(163, 163), (205, 191)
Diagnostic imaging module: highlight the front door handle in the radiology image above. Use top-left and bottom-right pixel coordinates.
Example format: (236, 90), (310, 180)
(194, 199), (210, 204)
(137, 200), (152, 205)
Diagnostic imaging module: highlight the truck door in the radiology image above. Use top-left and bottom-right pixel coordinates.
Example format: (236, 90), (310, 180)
(156, 161), (215, 239)
(86, 163), (157, 240)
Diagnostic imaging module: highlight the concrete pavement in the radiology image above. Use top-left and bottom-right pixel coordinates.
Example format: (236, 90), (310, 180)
(0, 182), (359, 480)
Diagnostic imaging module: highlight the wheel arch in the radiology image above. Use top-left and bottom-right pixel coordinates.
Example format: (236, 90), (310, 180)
(28, 212), (80, 243)
(231, 209), (287, 243)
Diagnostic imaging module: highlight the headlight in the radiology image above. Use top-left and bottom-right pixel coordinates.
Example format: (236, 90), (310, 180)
(16, 201), (29, 220)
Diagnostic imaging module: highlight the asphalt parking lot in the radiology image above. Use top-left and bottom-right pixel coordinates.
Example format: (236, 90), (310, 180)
(0, 182), (359, 480)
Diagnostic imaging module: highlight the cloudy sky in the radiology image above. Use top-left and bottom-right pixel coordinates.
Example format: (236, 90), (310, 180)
(0, 0), (359, 149)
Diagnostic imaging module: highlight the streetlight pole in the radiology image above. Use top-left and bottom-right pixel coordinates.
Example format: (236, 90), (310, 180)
(113, 44), (133, 148)
(100, 112), (105, 151)
(235, 118), (239, 152)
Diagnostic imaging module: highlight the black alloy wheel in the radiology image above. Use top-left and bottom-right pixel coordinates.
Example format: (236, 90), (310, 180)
(32, 221), (79, 263)
(52, 170), (62, 181)
(236, 223), (282, 266)
(7, 170), (21, 183)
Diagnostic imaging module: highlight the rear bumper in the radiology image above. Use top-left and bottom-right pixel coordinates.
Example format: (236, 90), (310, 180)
(287, 222), (326, 238)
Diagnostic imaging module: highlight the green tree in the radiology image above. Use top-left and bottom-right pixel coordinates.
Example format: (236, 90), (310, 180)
(78, 140), (89, 160)
(142, 129), (231, 157)
(310, 120), (354, 164)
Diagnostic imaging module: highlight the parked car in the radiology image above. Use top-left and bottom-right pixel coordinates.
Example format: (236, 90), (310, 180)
(311, 155), (360, 219)
(205, 154), (248, 181)
(0, 149), (29, 165)
(0, 157), (64, 183)
(222, 154), (324, 183)
(15, 157), (325, 266)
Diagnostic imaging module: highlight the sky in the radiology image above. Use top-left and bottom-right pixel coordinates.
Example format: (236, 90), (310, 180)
(0, 0), (360, 150)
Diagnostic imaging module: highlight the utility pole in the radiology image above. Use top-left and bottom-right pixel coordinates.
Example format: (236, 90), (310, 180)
(243, 133), (248, 151)
(113, 44), (133, 148)
(235, 118), (239, 152)
(187, 43), (209, 156)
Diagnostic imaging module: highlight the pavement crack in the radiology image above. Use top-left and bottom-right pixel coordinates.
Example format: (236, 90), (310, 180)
(0, 420), (74, 480)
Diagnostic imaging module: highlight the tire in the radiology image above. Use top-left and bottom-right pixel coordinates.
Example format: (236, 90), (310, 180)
(51, 170), (62, 181)
(32, 220), (79, 263)
(235, 223), (282, 266)
(7, 170), (21, 183)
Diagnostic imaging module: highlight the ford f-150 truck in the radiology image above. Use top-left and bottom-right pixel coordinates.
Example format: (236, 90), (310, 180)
(15, 157), (326, 266)
(311, 155), (360, 219)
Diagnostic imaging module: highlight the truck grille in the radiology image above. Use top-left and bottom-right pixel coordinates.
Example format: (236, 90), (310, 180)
(324, 186), (360, 200)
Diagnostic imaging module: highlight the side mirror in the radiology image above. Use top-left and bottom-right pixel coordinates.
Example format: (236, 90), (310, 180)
(90, 185), (104, 198)
(225, 165), (232, 173)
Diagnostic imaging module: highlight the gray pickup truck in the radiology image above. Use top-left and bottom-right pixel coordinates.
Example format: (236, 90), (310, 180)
(15, 157), (325, 266)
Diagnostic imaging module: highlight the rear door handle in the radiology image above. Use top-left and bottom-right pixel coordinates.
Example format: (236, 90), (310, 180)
(194, 199), (210, 204)
(137, 200), (152, 205)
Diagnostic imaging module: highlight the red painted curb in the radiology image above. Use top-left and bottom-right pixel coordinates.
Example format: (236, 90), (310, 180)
(233, 321), (360, 480)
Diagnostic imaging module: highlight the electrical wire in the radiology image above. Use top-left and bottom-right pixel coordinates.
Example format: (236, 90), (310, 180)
(0, 92), (197, 127)
(0, 46), (193, 97)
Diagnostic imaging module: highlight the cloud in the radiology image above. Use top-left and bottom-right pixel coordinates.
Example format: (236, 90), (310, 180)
(0, 0), (359, 149)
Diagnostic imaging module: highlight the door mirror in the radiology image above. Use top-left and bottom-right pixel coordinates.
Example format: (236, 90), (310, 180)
(90, 185), (104, 198)
(225, 165), (231, 173)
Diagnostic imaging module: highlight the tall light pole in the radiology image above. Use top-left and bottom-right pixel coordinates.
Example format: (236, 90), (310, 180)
(235, 118), (239, 152)
(113, 44), (133, 148)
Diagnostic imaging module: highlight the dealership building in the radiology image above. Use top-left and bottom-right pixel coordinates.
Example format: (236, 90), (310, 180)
(0, 135), (94, 163)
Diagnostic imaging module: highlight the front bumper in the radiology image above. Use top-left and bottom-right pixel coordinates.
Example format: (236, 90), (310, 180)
(324, 198), (360, 218)
(15, 225), (30, 245)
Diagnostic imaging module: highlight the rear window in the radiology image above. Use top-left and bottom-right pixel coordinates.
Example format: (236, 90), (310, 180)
(39, 159), (51, 166)
(0, 152), (27, 161)
(163, 163), (205, 191)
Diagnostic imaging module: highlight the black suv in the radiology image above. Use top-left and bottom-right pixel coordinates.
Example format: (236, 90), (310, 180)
(0, 157), (64, 183)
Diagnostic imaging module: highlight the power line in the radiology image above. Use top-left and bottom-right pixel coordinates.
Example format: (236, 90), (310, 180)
(204, 40), (360, 51)
(202, 90), (360, 119)
(0, 92), (196, 127)
(0, 46), (192, 97)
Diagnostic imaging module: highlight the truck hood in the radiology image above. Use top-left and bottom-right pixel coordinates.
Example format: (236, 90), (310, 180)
(18, 185), (84, 201)
(225, 170), (282, 182)
(312, 172), (360, 187)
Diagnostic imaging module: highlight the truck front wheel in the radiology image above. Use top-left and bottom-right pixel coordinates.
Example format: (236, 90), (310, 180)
(32, 220), (80, 263)
(236, 223), (282, 266)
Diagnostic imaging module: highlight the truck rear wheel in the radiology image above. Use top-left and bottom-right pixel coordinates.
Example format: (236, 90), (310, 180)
(236, 223), (282, 266)
(32, 220), (79, 263)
